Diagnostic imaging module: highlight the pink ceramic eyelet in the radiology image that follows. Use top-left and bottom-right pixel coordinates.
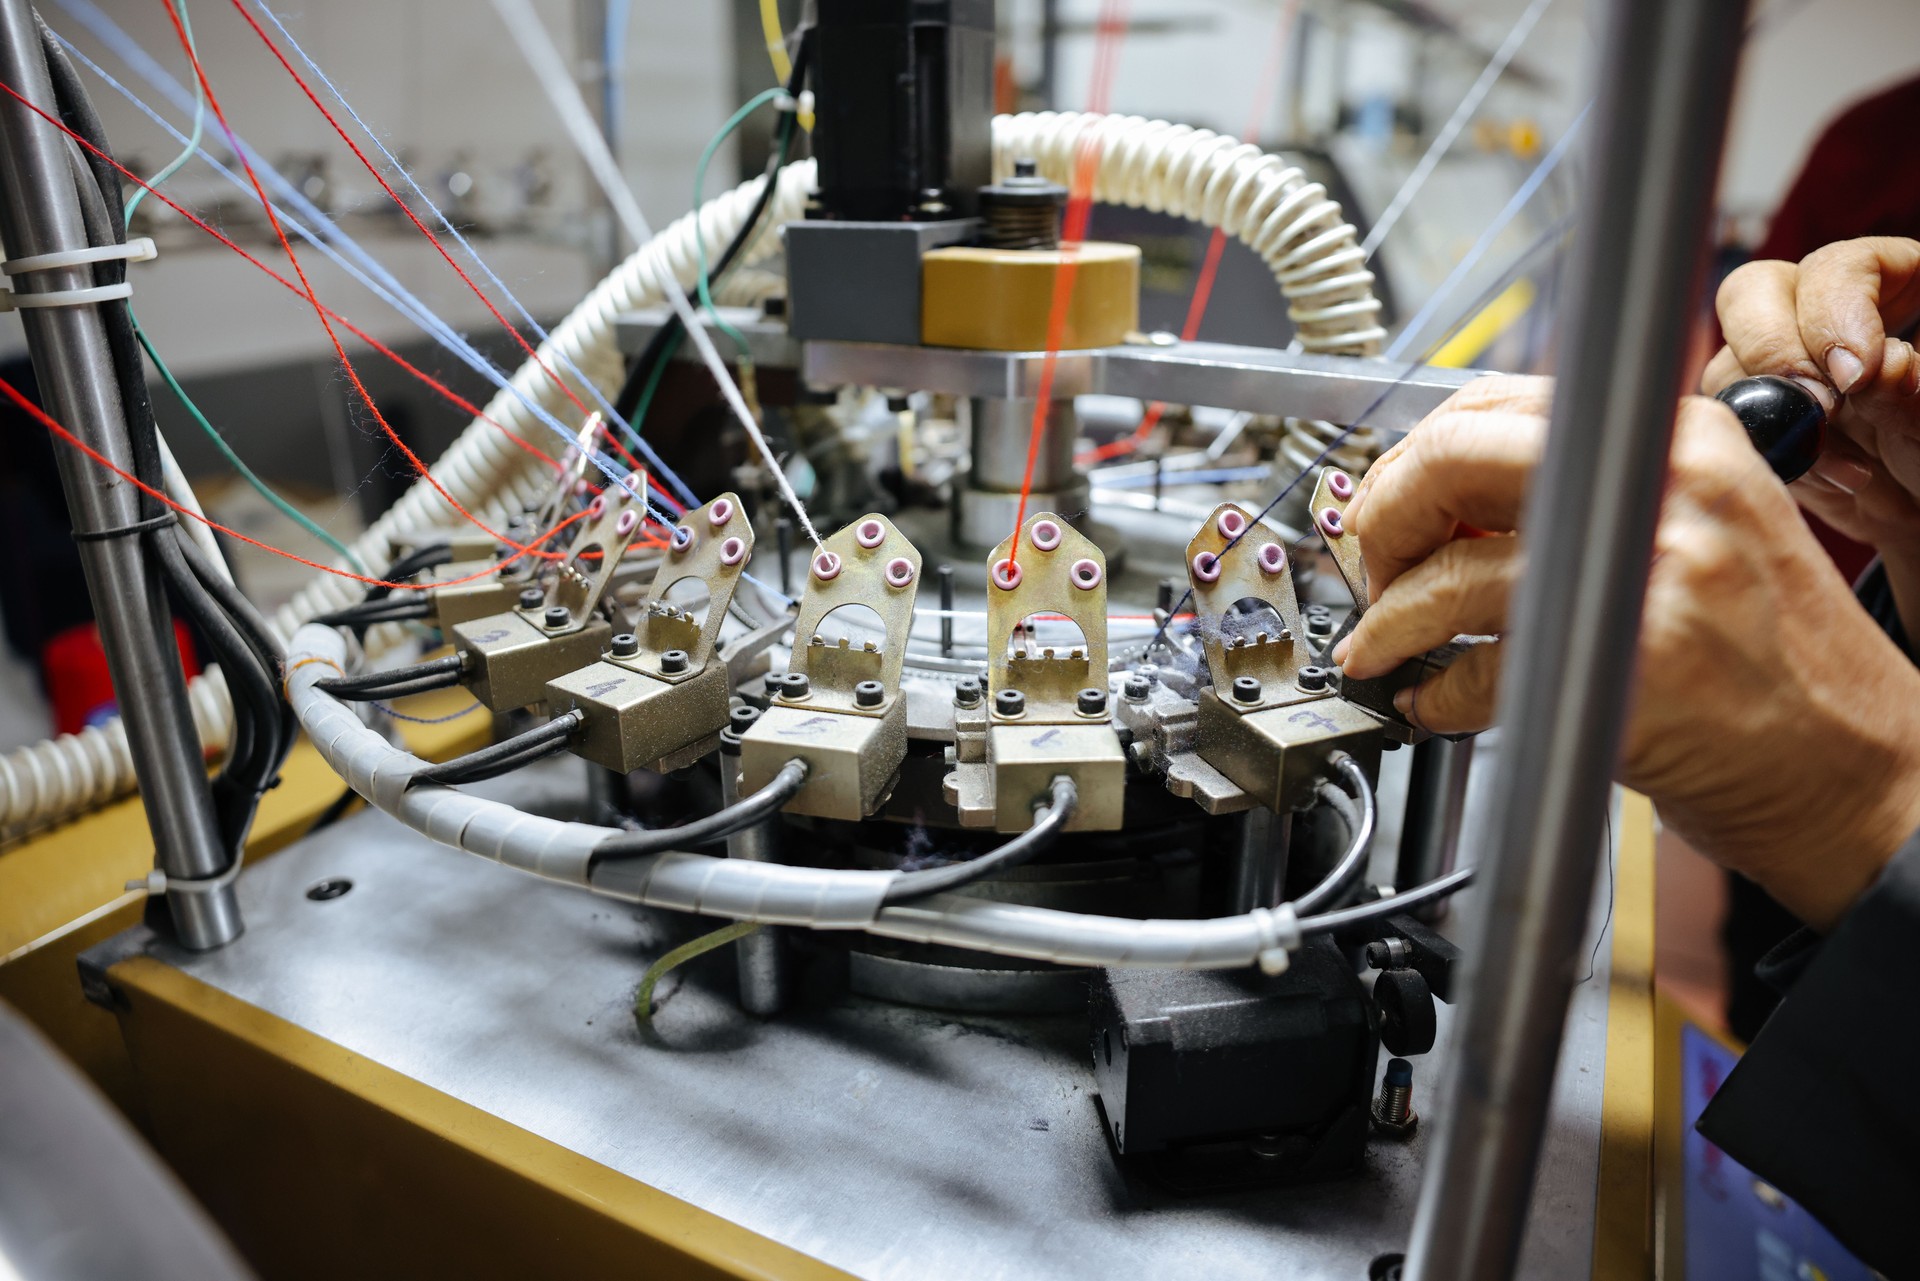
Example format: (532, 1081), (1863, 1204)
(1328, 470), (1354, 501)
(1030, 519), (1063, 552)
(1216, 509), (1248, 539)
(586, 495), (606, 520)
(1257, 542), (1287, 575)
(855, 519), (886, 549)
(1070, 558), (1103, 590)
(991, 558), (1022, 591)
(884, 557), (915, 588)
(1318, 507), (1345, 538)
(720, 536), (747, 566)
(671, 525), (695, 551)
(615, 509), (640, 537)
(708, 498), (734, 528)
(1191, 551), (1222, 584)
(812, 551), (842, 581)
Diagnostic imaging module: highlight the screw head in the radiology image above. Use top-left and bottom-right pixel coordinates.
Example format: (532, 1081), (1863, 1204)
(1297, 665), (1330, 692)
(1123, 675), (1151, 703)
(1306, 612), (1335, 637)
(953, 678), (983, 709)
(610, 632), (640, 658)
(543, 606), (571, 629)
(1076, 687), (1108, 716)
(305, 877), (352, 902)
(781, 671), (811, 699)
(729, 704), (761, 735)
(660, 649), (689, 674)
(995, 688), (1026, 718)
(518, 586), (544, 609)
(1232, 675), (1263, 704)
(855, 679), (885, 708)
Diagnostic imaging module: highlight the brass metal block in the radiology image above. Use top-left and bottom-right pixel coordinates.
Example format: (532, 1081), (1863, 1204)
(429, 564), (518, 631)
(739, 700), (907, 821)
(921, 243), (1139, 351)
(453, 611), (612, 713)
(986, 721), (1126, 833)
(1195, 691), (1383, 814)
(546, 660), (731, 774)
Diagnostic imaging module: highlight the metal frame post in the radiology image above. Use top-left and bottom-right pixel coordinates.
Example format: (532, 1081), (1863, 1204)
(1404, 0), (1749, 1275)
(0, 0), (239, 947)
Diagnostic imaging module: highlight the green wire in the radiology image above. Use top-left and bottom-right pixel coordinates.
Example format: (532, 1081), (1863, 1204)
(632, 920), (762, 1030)
(124, 0), (365, 573)
(692, 87), (789, 356)
(136, 328), (367, 571)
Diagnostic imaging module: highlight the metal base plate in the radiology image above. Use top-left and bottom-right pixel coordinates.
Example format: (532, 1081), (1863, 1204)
(122, 763), (1617, 1280)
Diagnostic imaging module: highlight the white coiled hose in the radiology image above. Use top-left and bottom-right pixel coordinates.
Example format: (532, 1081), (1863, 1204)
(991, 111), (1386, 355)
(10, 112), (1388, 831)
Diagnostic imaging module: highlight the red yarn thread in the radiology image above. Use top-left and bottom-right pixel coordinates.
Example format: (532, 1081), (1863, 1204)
(224, 0), (599, 428)
(1007, 0), (1131, 567)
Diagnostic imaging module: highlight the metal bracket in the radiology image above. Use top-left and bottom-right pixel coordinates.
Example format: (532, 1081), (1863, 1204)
(542, 485), (646, 625)
(1184, 501), (1314, 709)
(785, 513), (922, 716)
(1309, 466), (1367, 612)
(627, 491), (752, 682)
(985, 512), (1109, 725)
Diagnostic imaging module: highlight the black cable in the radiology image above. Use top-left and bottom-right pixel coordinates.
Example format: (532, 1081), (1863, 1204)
(408, 711), (584, 788)
(881, 776), (1078, 905)
(360, 542), (453, 604)
(591, 758), (810, 862)
(609, 33), (810, 423)
(1298, 866), (1476, 936)
(174, 529), (293, 771)
(317, 654), (465, 700)
(312, 598), (433, 630)
(1291, 754), (1377, 917)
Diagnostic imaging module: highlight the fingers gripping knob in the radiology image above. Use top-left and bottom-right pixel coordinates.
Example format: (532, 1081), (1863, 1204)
(1714, 374), (1826, 484)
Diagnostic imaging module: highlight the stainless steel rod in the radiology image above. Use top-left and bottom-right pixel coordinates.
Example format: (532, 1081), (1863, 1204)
(1404, 0), (1748, 1275)
(0, 0), (238, 947)
(720, 736), (788, 1015)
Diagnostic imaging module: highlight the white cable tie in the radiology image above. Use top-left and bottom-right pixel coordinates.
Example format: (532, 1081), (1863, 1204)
(0, 280), (132, 312)
(2, 235), (158, 276)
(1250, 903), (1301, 975)
(124, 868), (168, 895)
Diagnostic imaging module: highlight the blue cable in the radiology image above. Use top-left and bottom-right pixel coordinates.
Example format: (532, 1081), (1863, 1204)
(49, 23), (688, 523)
(246, 0), (696, 507)
(51, 2), (659, 506)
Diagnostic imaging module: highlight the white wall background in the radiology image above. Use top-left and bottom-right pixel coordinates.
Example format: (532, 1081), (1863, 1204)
(1, 0), (732, 373)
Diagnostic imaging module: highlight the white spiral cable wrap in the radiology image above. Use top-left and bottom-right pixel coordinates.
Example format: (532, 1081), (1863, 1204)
(994, 113), (1389, 523)
(8, 112), (1390, 832)
(0, 163), (815, 832)
(990, 111), (1386, 355)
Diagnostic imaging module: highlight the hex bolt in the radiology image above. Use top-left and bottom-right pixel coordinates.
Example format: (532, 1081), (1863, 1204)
(660, 649), (689, 675)
(518, 586), (544, 610)
(1123, 674), (1151, 703)
(1372, 1058), (1418, 1138)
(854, 679), (886, 708)
(1297, 665), (1330, 692)
(610, 632), (640, 658)
(1232, 675), (1263, 704)
(953, 678), (983, 709)
(543, 606), (571, 630)
(782, 672), (811, 699)
(1077, 687), (1108, 716)
(995, 689), (1026, 718)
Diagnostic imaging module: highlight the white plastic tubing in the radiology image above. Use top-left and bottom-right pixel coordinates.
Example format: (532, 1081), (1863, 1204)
(5, 111), (1384, 831)
(288, 624), (1304, 971)
(993, 111), (1386, 355)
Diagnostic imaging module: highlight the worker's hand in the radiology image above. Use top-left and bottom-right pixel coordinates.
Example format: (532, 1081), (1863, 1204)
(1333, 374), (1920, 930)
(1703, 236), (1920, 552)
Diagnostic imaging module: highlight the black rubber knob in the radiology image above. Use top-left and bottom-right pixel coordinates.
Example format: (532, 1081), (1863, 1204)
(1714, 374), (1825, 484)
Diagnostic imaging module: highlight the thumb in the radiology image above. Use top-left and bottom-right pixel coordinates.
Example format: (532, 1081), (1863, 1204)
(1393, 643), (1502, 736)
